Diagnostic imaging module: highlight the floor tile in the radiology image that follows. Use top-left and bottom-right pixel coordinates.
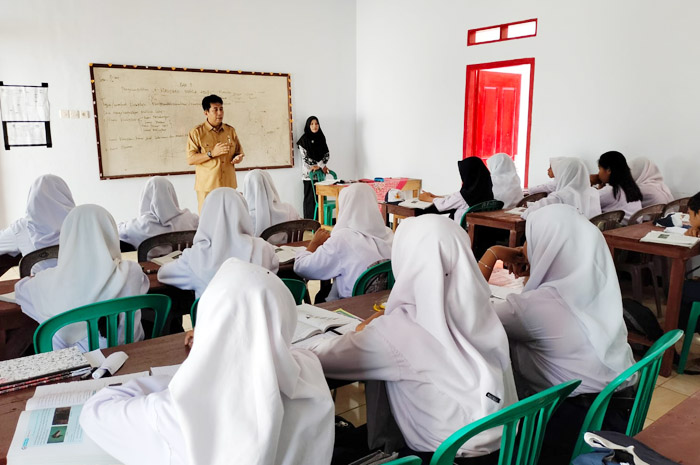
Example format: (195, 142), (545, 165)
(643, 418), (654, 430)
(656, 371), (677, 386)
(647, 386), (687, 421)
(661, 373), (700, 396)
(334, 382), (366, 414)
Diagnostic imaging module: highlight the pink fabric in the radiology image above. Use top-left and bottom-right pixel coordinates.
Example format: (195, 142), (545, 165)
(368, 178), (409, 204)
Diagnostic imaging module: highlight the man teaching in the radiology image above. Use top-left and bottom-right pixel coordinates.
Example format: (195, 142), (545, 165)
(187, 94), (245, 212)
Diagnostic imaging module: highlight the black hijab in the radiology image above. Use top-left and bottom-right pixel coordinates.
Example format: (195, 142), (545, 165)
(458, 157), (494, 206)
(297, 116), (329, 163)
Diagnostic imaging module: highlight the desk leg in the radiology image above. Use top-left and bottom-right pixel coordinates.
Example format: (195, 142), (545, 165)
(381, 204), (389, 227)
(509, 230), (518, 248)
(661, 258), (686, 377)
(468, 225), (477, 250)
(317, 194), (325, 225)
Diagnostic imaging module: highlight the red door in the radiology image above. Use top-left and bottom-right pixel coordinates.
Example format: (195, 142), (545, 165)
(466, 71), (521, 163)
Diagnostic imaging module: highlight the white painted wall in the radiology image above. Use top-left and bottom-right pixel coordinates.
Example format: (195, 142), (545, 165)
(0, 0), (356, 226)
(356, 0), (700, 198)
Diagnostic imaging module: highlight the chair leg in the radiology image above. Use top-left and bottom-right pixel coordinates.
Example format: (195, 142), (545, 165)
(630, 267), (643, 303)
(645, 263), (663, 317)
(678, 305), (700, 374)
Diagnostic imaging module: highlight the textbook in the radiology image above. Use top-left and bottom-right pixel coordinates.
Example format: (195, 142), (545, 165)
(0, 291), (16, 303)
(397, 199), (433, 210)
(639, 231), (700, 248)
(0, 347), (90, 390)
(8, 372), (149, 465)
(292, 304), (360, 343)
(0, 265), (20, 281)
(150, 250), (183, 266)
(274, 245), (306, 264)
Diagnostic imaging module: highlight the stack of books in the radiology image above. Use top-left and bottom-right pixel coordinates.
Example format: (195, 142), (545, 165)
(0, 347), (91, 395)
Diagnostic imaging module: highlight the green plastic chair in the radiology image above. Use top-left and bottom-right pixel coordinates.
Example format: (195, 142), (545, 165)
(34, 294), (172, 353)
(570, 329), (683, 460)
(430, 379), (581, 465)
(190, 297), (200, 327)
(459, 200), (505, 229)
(281, 278), (307, 305)
(678, 301), (700, 374)
(384, 457), (422, 465)
(309, 169), (338, 226)
(352, 260), (395, 297)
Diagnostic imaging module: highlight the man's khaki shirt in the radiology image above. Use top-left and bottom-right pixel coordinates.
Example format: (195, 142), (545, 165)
(187, 121), (244, 191)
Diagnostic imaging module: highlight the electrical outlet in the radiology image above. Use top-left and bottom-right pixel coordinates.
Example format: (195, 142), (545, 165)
(60, 110), (70, 119)
(80, 110), (90, 119)
(69, 110), (80, 119)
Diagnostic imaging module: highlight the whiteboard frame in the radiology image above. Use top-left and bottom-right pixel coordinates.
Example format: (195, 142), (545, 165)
(89, 63), (294, 180)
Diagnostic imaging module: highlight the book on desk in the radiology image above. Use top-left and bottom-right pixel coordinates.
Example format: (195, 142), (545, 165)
(293, 304), (360, 344)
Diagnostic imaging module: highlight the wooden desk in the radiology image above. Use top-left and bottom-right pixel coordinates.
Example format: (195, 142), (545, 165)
(604, 222), (700, 377)
(316, 289), (389, 320)
(380, 203), (429, 231)
(315, 179), (422, 226)
(634, 390), (700, 463)
(465, 210), (526, 248)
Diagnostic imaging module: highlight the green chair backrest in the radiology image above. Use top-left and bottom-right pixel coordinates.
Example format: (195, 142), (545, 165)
(430, 379), (581, 465)
(352, 260), (395, 297)
(190, 297), (200, 327)
(569, 329), (683, 460)
(460, 200), (505, 229)
(281, 278), (307, 305)
(384, 457), (422, 465)
(34, 294), (172, 353)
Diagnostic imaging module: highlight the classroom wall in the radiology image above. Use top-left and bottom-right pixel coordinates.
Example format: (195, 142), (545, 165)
(355, 0), (700, 198)
(0, 0), (357, 226)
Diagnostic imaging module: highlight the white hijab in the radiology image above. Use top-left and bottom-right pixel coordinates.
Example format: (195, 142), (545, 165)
(243, 170), (300, 236)
(487, 153), (523, 208)
(629, 157), (674, 207)
(18, 205), (136, 345)
(333, 183), (393, 257)
(169, 258), (334, 465)
(523, 204), (633, 374)
(177, 187), (277, 288)
(119, 176), (198, 248)
(11, 174), (75, 254)
(524, 157), (600, 219)
(371, 215), (516, 450)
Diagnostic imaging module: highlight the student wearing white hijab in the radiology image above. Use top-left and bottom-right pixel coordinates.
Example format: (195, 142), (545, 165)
(118, 176), (199, 257)
(0, 174), (74, 272)
(158, 187), (279, 298)
(309, 215), (517, 460)
(479, 204), (635, 464)
(521, 158), (601, 219)
(242, 169), (300, 242)
(80, 259), (335, 465)
(629, 157), (674, 207)
(487, 153), (523, 209)
(294, 183), (393, 301)
(15, 205), (147, 352)
(526, 157), (559, 195)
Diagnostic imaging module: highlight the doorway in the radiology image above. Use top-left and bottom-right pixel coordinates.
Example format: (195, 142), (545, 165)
(463, 58), (534, 186)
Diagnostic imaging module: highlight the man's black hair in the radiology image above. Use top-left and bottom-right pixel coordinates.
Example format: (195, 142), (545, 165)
(688, 191), (700, 214)
(202, 94), (223, 111)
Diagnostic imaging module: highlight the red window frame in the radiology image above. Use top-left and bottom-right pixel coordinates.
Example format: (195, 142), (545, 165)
(467, 19), (537, 46)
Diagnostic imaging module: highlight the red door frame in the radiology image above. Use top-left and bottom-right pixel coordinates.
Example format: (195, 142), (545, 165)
(463, 58), (535, 186)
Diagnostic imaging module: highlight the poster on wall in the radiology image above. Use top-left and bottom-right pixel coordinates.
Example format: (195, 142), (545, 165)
(0, 82), (52, 150)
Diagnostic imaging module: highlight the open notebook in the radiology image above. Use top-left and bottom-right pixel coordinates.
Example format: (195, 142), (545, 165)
(293, 304), (361, 344)
(640, 231), (700, 248)
(274, 246), (306, 265)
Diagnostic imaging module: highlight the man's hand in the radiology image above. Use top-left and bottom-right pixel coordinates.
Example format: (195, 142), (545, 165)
(212, 142), (230, 157)
(307, 228), (331, 252)
(686, 227), (700, 238)
(231, 153), (245, 165)
(184, 330), (194, 349)
(419, 191), (438, 202)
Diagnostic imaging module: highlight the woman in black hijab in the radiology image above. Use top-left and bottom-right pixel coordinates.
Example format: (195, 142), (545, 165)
(298, 116), (331, 219)
(420, 157), (494, 221)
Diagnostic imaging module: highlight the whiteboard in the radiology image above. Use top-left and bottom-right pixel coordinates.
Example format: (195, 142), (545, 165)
(90, 64), (293, 179)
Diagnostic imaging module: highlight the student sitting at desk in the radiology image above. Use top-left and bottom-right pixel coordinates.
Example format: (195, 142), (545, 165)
(118, 176), (199, 259)
(419, 157), (494, 222)
(158, 187), (279, 298)
(242, 169), (300, 243)
(487, 153), (523, 209)
(80, 259), (334, 465)
(15, 205), (148, 352)
(294, 183), (392, 302)
(629, 157), (674, 208)
(478, 204), (635, 464)
(526, 157), (559, 195)
(592, 151), (643, 223)
(0, 174), (75, 273)
(309, 215), (517, 463)
(521, 157), (601, 219)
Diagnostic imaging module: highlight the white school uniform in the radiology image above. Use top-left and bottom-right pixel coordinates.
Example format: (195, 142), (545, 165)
(15, 205), (147, 352)
(80, 259), (334, 465)
(433, 191), (469, 222)
(294, 183), (393, 300)
(487, 153), (523, 208)
(242, 169), (300, 243)
(0, 174), (74, 272)
(117, 176), (199, 258)
(309, 215), (517, 457)
(598, 185), (642, 223)
(157, 187), (279, 298)
(522, 158), (601, 219)
(494, 204), (635, 397)
(629, 157), (674, 208)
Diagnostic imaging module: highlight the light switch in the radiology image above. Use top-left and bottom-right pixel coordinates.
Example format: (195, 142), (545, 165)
(69, 110), (80, 119)
(60, 110), (70, 119)
(80, 110), (90, 119)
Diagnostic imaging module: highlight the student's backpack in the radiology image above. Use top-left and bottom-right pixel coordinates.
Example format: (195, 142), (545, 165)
(622, 298), (663, 342)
